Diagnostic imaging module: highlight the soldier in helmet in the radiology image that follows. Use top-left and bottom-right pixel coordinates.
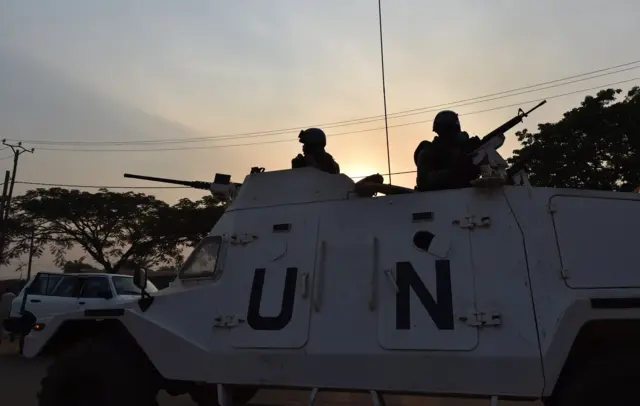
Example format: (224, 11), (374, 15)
(291, 128), (340, 175)
(414, 110), (482, 192)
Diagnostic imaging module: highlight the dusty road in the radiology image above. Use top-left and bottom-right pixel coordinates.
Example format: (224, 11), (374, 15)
(0, 341), (540, 406)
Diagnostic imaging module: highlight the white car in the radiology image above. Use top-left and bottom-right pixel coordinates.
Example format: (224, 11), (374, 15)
(3, 272), (158, 339)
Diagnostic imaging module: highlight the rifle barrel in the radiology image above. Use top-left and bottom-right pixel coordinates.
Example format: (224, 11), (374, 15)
(523, 100), (547, 116)
(472, 100), (548, 151)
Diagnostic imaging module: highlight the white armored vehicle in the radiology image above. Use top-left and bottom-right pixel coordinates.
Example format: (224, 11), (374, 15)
(25, 105), (640, 406)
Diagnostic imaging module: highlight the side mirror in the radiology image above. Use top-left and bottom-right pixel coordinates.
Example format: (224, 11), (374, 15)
(133, 267), (147, 290)
(133, 266), (154, 311)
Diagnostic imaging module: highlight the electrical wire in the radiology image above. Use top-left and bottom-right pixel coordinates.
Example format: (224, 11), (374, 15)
(10, 181), (189, 189)
(28, 76), (640, 153)
(10, 170), (421, 190)
(5, 60), (640, 147)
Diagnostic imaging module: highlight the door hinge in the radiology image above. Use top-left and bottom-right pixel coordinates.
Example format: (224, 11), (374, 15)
(213, 314), (245, 328)
(560, 268), (570, 279)
(455, 215), (491, 230)
(458, 310), (502, 328)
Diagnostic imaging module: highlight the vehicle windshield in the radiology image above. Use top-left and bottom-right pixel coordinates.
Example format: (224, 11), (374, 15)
(112, 275), (158, 296)
(179, 236), (222, 279)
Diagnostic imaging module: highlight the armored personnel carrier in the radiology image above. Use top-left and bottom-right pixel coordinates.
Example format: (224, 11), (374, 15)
(23, 104), (640, 406)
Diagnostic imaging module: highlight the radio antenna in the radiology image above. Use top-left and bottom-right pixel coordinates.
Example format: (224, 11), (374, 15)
(377, 0), (392, 184)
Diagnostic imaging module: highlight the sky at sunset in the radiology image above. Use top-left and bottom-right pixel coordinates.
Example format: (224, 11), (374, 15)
(1, 0), (639, 278)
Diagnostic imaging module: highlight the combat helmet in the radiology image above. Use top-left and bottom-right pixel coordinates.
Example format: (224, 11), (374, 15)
(432, 110), (461, 135)
(298, 128), (327, 148)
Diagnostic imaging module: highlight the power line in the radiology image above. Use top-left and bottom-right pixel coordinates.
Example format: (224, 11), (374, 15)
(14, 64), (640, 147)
(7, 59), (640, 147)
(12, 181), (189, 189)
(28, 76), (640, 153)
(10, 170), (421, 190)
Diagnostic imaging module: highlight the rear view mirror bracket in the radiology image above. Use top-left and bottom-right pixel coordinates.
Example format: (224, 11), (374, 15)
(132, 265), (154, 312)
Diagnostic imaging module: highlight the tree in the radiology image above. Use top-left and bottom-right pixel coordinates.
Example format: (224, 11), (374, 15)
(509, 87), (640, 191)
(162, 195), (226, 248)
(62, 257), (100, 273)
(0, 216), (40, 266)
(12, 188), (183, 273)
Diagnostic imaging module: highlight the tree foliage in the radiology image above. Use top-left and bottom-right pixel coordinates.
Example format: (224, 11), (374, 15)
(9, 188), (178, 272)
(0, 216), (38, 266)
(61, 257), (99, 273)
(509, 87), (640, 191)
(2, 187), (226, 273)
(167, 195), (225, 248)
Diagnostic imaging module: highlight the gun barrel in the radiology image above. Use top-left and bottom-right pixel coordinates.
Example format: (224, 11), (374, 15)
(123, 173), (211, 190)
(523, 100), (547, 116)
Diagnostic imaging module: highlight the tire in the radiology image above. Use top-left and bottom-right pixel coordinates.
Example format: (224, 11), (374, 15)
(546, 351), (640, 406)
(189, 383), (258, 406)
(38, 335), (159, 406)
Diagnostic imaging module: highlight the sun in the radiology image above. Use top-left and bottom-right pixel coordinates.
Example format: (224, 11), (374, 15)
(341, 164), (386, 182)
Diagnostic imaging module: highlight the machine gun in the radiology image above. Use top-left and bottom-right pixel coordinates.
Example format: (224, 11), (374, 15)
(468, 100), (547, 187)
(123, 173), (241, 202)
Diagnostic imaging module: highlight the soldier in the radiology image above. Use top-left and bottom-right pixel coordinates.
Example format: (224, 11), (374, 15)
(414, 110), (482, 192)
(291, 128), (340, 175)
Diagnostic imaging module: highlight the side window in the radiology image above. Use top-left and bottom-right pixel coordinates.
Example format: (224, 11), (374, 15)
(79, 277), (113, 299)
(179, 236), (222, 279)
(27, 273), (64, 296)
(51, 276), (81, 298)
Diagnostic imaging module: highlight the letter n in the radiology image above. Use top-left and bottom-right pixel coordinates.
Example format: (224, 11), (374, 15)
(396, 260), (454, 330)
(247, 267), (298, 330)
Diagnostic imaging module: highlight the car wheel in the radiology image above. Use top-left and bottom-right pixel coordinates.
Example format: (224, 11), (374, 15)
(38, 335), (159, 406)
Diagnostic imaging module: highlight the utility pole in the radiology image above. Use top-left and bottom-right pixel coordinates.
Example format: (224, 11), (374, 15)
(19, 228), (36, 315)
(0, 170), (11, 262)
(1, 140), (34, 221)
(0, 170), (10, 218)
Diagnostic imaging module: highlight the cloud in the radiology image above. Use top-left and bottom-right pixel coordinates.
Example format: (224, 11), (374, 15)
(0, 47), (201, 144)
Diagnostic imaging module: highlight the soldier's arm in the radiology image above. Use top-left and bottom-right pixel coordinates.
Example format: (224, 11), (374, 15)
(416, 144), (450, 191)
(292, 154), (306, 169)
(465, 136), (482, 152)
(318, 151), (340, 174)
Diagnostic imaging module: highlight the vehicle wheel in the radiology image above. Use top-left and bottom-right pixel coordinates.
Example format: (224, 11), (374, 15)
(37, 336), (159, 406)
(18, 334), (25, 355)
(546, 351), (640, 406)
(189, 384), (258, 406)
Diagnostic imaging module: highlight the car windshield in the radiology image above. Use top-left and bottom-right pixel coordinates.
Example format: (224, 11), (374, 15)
(112, 276), (158, 296)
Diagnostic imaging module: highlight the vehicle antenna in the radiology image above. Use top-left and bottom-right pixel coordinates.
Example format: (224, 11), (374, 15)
(377, 0), (392, 184)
